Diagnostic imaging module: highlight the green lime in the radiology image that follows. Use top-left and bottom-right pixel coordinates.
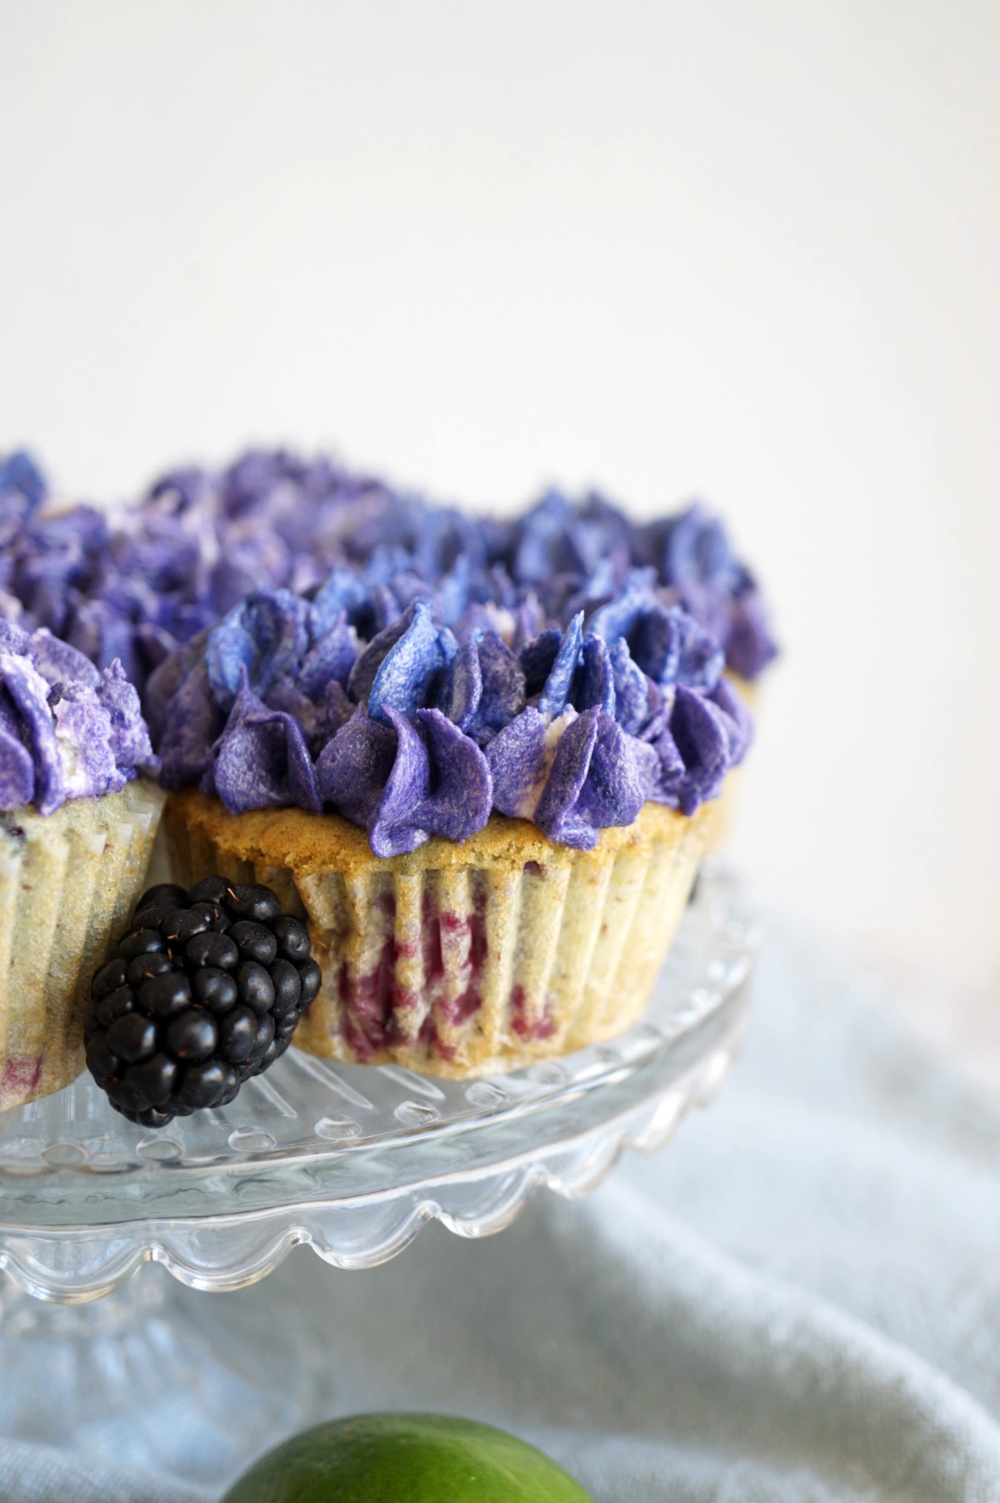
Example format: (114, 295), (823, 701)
(221, 1412), (594, 1502)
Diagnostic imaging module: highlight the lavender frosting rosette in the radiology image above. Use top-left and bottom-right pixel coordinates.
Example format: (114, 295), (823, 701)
(0, 619), (159, 815)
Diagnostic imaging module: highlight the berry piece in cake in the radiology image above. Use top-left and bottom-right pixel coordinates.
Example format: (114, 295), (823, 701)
(84, 879), (319, 1128)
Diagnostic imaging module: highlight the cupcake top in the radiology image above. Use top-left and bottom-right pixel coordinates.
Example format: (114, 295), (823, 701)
(0, 448), (776, 700)
(0, 619), (158, 816)
(142, 452), (777, 682)
(0, 446), (772, 849)
(148, 568), (753, 854)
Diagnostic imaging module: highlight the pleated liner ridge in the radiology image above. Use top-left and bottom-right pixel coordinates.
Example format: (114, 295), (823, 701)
(166, 788), (713, 1078)
(0, 780), (166, 1111)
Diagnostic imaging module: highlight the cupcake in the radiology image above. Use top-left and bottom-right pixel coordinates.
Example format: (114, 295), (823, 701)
(156, 528), (754, 1077)
(132, 455), (774, 852)
(0, 618), (163, 1109)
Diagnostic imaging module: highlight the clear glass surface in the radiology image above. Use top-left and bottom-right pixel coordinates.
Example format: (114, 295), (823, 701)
(0, 863), (757, 1303)
(0, 1267), (328, 1485)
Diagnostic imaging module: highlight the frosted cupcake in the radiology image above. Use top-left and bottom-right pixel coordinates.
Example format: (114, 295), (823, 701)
(155, 546), (753, 1077)
(0, 620), (163, 1109)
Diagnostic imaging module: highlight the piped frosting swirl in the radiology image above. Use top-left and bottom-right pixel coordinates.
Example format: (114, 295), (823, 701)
(0, 446), (769, 847)
(148, 572), (753, 853)
(0, 448), (777, 698)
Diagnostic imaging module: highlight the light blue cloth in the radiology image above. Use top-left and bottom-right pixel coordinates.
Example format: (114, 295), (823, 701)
(3, 916), (1000, 1502)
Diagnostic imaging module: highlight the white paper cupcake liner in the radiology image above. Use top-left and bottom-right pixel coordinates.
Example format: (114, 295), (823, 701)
(0, 780), (166, 1111)
(166, 790), (712, 1078)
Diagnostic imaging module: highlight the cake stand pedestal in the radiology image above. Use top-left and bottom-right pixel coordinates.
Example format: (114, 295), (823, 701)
(0, 864), (756, 1487)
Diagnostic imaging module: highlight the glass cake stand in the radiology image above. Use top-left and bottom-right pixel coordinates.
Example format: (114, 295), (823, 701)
(0, 863), (757, 1486)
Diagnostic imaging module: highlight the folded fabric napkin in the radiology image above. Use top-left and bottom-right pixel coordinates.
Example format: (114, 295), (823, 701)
(3, 911), (999, 1503)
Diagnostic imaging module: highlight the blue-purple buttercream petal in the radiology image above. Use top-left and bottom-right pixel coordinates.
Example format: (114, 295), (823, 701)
(468, 630), (525, 742)
(30, 628), (101, 689)
(316, 708), (397, 830)
(662, 684), (732, 813)
(0, 620), (31, 657)
(0, 450), (47, 514)
(536, 612), (584, 720)
(671, 609), (726, 692)
(0, 654), (65, 815)
(347, 601), (417, 705)
(369, 708), (431, 856)
(722, 578), (779, 679)
(158, 662), (225, 792)
(574, 634), (616, 716)
(365, 600), (455, 726)
(519, 629), (562, 696)
(206, 588), (310, 712)
(409, 708), (492, 842)
(608, 638), (647, 735)
(485, 706), (549, 818)
(535, 709), (643, 849)
(0, 696), (34, 811)
(310, 568), (375, 638)
(95, 660), (159, 775)
(297, 613), (359, 700)
(315, 681), (355, 746)
(436, 635), (482, 731)
(213, 679), (320, 814)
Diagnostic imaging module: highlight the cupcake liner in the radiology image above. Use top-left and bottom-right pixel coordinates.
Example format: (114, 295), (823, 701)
(166, 789), (712, 1078)
(0, 780), (166, 1111)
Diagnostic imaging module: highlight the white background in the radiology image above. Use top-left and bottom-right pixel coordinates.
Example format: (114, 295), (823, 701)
(1, 1), (997, 1061)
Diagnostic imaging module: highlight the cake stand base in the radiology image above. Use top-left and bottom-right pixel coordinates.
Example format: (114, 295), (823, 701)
(0, 1266), (326, 1486)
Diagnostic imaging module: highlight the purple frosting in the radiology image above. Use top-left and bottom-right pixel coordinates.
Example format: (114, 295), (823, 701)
(0, 448), (776, 706)
(0, 620), (158, 815)
(0, 445), (767, 848)
(151, 567), (752, 851)
(0, 451), (48, 564)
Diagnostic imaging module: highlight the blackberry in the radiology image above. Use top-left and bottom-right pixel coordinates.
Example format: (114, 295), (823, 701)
(85, 878), (319, 1128)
